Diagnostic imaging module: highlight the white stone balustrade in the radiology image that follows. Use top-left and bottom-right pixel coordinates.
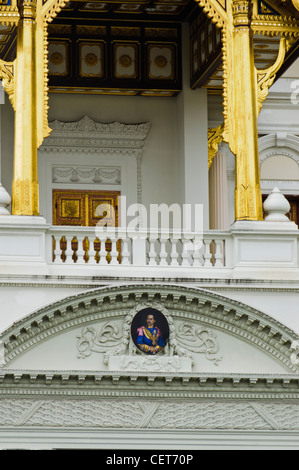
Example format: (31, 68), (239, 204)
(50, 227), (228, 268)
(0, 216), (298, 280)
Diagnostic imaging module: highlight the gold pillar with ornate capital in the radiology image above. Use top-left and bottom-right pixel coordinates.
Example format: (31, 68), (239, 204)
(231, 0), (263, 221)
(12, 0), (39, 216)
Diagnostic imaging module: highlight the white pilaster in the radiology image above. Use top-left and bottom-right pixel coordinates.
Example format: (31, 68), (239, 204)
(0, 88), (11, 215)
(177, 24), (209, 230)
(209, 144), (229, 230)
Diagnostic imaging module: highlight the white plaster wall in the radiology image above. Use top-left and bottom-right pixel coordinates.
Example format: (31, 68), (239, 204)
(261, 155), (299, 180)
(210, 289), (299, 335)
(47, 92), (180, 217)
(282, 57), (299, 78)
(0, 286), (89, 334)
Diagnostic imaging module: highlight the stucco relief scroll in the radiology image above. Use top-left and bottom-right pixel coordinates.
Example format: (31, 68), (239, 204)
(76, 302), (222, 372)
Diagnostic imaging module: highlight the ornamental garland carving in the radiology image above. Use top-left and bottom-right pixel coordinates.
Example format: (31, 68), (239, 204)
(52, 166), (121, 185)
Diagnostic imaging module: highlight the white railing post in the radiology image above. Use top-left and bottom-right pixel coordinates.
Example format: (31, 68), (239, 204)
(65, 235), (74, 264)
(110, 236), (119, 265)
(159, 233), (169, 266)
(203, 238), (212, 267)
(98, 234), (108, 265)
(214, 238), (224, 267)
(76, 236), (86, 265)
(88, 237), (97, 265)
(170, 236), (180, 267)
(121, 237), (131, 265)
(53, 235), (63, 264)
(130, 231), (147, 266)
(147, 231), (158, 266)
(193, 235), (203, 267)
(181, 235), (192, 267)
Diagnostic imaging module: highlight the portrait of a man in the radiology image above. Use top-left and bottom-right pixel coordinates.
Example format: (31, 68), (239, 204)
(131, 308), (169, 355)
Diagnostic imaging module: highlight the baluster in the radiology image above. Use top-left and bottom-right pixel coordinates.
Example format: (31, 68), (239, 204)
(170, 238), (179, 266)
(193, 236), (203, 267)
(53, 235), (63, 264)
(203, 239), (212, 267)
(65, 235), (74, 264)
(110, 236), (119, 265)
(98, 235), (108, 265)
(121, 237), (131, 265)
(76, 236), (85, 264)
(88, 237), (97, 265)
(159, 235), (168, 266)
(181, 237), (192, 267)
(148, 235), (158, 266)
(214, 239), (224, 267)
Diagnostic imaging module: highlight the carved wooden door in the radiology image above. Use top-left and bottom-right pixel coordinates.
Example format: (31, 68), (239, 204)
(53, 189), (120, 263)
(53, 189), (119, 227)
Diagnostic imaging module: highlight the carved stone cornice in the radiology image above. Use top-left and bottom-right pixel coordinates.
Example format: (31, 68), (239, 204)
(1, 284), (298, 373)
(41, 117), (151, 150)
(0, 369), (298, 400)
(40, 116), (150, 205)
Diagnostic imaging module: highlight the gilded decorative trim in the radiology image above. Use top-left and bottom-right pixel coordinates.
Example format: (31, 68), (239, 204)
(41, 0), (70, 23)
(11, 178), (39, 216)
(208, 123), (224, 169)
(194, 0), (227, 29)
(0, 59), (15, 110)
(42, 19), (52, 143)
(0, 0), (19, 25)
(255, 37), (288, 115)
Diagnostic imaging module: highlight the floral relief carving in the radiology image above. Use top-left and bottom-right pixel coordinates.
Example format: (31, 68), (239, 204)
(176, 322), (222, 365)
(77, 322), (123, 359)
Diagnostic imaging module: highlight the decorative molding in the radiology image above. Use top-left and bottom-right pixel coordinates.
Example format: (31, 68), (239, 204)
(0, 394), (299, 429)
(76, 300), (222, 369)
(40, 116), (151, 205)
(41, 116), (151, 150)
(0, 58), (15, 110)
(0, 369), (299, 400)
(52, 166), (121, 185)
(259, 134), (299, 164)
(1, 284), (298, 373)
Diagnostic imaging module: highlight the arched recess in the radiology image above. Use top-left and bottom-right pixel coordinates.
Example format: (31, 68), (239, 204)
(1, 283), (298, 374)
(259, 134), (299, 197)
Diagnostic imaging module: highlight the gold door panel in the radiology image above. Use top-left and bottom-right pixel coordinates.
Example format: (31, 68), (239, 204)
(53, 189), (119, 227)
(53, 190), (120, 263)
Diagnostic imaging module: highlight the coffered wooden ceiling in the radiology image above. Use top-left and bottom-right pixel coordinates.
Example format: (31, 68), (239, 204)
(0, 0), (298, 96)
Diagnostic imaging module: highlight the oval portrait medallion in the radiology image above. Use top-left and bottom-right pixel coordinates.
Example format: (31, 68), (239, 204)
(131, 308), (169, 355)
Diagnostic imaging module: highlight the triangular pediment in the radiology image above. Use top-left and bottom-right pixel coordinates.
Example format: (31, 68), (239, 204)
(1, 284), (298, 376)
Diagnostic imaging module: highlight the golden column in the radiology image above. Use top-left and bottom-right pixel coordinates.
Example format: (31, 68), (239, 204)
(12, 0), (39, 216)
(231, 0), (263, 221)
